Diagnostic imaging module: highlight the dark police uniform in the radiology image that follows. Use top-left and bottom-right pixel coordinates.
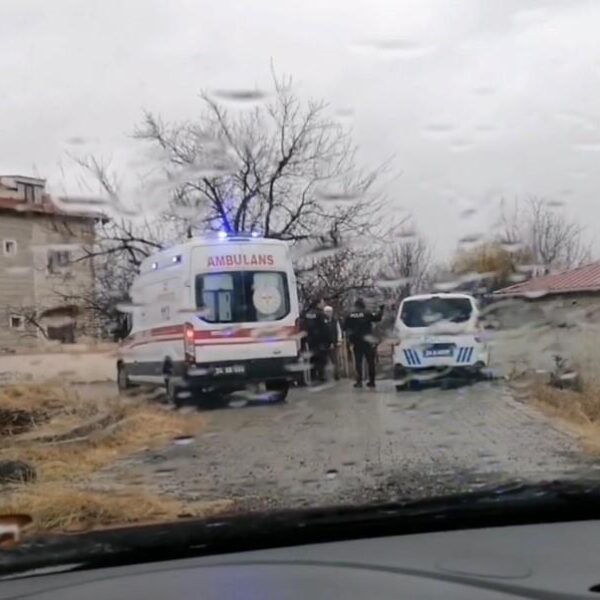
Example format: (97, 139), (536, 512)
(300, 306), (331, 381)
(344, 304), (384, 386)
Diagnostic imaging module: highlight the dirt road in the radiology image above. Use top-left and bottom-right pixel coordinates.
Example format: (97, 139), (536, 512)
(86, 379), (594, 510)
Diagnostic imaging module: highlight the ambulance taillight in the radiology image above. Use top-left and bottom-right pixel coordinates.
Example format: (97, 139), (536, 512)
(183, 323), (195, 364)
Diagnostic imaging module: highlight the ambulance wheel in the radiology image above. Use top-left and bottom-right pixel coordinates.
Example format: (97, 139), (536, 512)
(117, 362), (132, 394)
(165, 376), (185, 408)
(265, 380), (290, 402)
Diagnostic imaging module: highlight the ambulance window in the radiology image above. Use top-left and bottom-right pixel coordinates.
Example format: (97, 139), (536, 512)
(198, 273), (233, 322)
(195, 271), (290, 323)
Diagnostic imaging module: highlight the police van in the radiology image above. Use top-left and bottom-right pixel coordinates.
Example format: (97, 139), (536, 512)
(392, 292), (489, 389)
(117, 233), (303, 405)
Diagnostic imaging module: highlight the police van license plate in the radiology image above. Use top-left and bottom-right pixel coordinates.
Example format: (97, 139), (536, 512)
(423, 346), (453, 358)
(212, 364), (246, 376)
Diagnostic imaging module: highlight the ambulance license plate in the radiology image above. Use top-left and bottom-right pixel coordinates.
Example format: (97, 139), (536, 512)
(212, 364), (246, 376)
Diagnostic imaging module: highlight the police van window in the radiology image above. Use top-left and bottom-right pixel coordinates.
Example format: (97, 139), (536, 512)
(196, 271), (290, 323)
(401, 297), (473, 328)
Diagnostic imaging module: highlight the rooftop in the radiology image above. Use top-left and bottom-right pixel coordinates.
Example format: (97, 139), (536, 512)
(0, 175), (101, 220)
(495, 261), (600, 297)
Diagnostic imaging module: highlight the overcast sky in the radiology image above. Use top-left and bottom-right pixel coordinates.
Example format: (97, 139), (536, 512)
(2, 0), (600, 256)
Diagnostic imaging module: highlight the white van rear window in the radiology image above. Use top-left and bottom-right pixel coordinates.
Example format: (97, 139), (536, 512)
(400, 297), (473, 328)
(195, 271), (290, 323)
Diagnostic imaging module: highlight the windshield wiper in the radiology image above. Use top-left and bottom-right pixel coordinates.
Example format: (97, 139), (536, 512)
(2, 479), (600, 578)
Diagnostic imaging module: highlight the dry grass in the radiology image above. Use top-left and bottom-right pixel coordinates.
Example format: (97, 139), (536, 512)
(0, 385), (212, 533)
(0, 384), (92, 416)
(0, 394), (203, 482)
(0, 483), (233, 533)
(532, 375), (600, 452)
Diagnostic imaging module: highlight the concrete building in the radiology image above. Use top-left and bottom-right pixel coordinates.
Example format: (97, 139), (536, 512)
(0, 175), (98, 348)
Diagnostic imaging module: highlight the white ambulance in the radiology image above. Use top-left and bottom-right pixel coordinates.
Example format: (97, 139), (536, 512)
(392, 292), (490, 389)
(117, 233), (303, 405)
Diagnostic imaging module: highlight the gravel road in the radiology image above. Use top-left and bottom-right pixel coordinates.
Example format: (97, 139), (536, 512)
(90, 378), (595, 510)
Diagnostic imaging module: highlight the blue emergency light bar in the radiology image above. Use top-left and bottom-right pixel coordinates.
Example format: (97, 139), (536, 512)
(214, 231), (261, 240)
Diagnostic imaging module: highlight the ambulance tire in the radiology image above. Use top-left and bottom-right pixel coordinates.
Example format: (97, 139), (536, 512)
(117, 362), (132, 394)
(265, 380), (290, 402)
(165, 376), (185, 408)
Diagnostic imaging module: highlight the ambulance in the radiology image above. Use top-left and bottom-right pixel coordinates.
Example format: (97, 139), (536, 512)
(392, 292), (490, 389)
(117, 233), (303, 405)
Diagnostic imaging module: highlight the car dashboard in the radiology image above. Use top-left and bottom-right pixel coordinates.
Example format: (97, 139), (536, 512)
(1, 520), (599, 599)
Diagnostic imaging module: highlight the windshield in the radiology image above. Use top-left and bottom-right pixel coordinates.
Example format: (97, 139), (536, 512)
(400, 297), (473, 327)
(195, 271), (290, 323)
(3, 0), (600, 568)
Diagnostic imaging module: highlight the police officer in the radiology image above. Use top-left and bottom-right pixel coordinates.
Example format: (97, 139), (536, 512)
(344, 298), (384, 388)
(323, 305), (342, 380)
(300, 298), (331, 382)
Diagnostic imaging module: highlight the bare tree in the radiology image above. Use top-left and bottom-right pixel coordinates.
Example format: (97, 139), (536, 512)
(70, 71), (395, 330)
(500, 197), (591, 272)
(377, 235), (431, 299)
(131, 71), (390, 243)
(296, 247), (376, 312)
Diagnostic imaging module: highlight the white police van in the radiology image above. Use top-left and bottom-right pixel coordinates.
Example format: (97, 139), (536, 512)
(117, 233), (302, 405)
(392, 292), (489, 389)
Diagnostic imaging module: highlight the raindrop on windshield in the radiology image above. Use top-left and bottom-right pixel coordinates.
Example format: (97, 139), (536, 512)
(433, 279), (461, 292)
(472, 86), (496, 96)
(228, 398), (249, 409)
(498, 239), (523, 252)
(449, 139), (474, 152)
(458, 233), (484, 245)
(65, 136), (92, 146)
(523, 290), (549, 300)
(210, 89), (270, 104)
(173, 436), (194, 446)
(352, 39), (436, 60)
(459, 207), (477, 219)
(316, 189), (362, 202)
(423, 122), (454, 135)
(115, 302), (146, 314)
(375, 276), (413, 289)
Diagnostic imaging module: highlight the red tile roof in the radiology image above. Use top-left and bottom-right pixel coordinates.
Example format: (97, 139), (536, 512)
(495, 261), (600, 296)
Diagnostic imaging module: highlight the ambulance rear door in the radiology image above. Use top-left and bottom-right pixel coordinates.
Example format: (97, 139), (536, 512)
(189, 241), (299, 364)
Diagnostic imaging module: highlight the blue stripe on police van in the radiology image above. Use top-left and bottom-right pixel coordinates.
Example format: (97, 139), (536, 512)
(457, 347), (464, 363)
(466, 347), (473, 363)
(404, 349), (421, 366)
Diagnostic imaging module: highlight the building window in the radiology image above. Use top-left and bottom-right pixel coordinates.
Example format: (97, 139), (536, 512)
(3, 240), (17, 256)
(9, 315), (24, 330)
(23, 184), (35, 203)
(47, 250), (71, 273)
